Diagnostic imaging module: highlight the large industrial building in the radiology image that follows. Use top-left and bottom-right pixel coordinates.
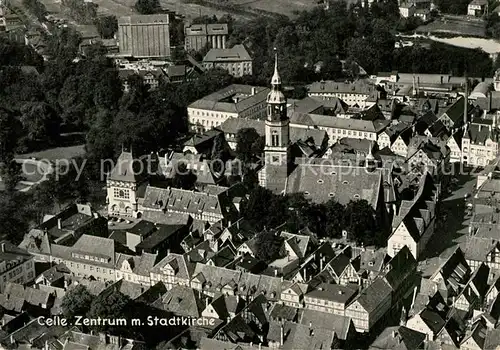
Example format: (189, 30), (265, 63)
(118, 14), (171, 58)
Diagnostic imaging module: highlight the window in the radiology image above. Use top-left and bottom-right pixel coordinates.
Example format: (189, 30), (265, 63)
(114, 188), (130, 199)
(272, 134), (279, 146)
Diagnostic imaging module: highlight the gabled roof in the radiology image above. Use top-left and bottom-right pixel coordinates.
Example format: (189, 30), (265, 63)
(384, 246), (417, 291)
(285, 162), (383, 208)
(290, 112), (390, 133)
(352, 278), (393, 313)
(298, 309), (353, 340)
(369, 326), (426, 350)
(108, 150), (138, 182)
(439, 97), (465, 124)
(188, 85), (269, 114)
(203, 45), (252, 63)
(160, 285), (204, 317)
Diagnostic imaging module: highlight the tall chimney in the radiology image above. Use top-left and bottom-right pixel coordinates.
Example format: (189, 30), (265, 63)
(57, 218), (62, 230)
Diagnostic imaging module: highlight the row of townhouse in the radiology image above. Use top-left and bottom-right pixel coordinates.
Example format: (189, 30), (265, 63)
(25, 230), (417, 333)
(289, 111), (390, 146)
(388, 172), (439, 260)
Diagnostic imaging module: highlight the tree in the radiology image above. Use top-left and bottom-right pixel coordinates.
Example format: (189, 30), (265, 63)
(342, 199), (378, 246)
(0, 108), (21, 161)
(242, 186), (289, 231)
(171, 162), (197, 190)
(0, 160), (22, 192)
(255, 230), (285, 262)
(134, 0), (160, 14)
(325, 199), (345, 238)
(235, 128), (261, 163)
(95, 15), (118, 39)
(20, 102), (61, 147)
(87, 289), (131, 332)
(61, 285), (93, 321)
(320, 57), (343, 80)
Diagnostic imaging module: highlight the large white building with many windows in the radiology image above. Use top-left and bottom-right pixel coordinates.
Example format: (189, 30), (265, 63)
(188, 85), (269, 133)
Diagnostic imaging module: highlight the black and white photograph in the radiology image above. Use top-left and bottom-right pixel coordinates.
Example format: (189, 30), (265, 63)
(1, 0), (500, 348)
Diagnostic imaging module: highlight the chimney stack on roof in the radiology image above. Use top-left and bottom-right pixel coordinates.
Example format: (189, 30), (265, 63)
(57, 218), (62, 230)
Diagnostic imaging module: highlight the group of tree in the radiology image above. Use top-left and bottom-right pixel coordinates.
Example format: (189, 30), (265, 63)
(432, 0), (470, 15)
(22, 0), (47, 21)
(241, 187), (385, 247)
(393, 42), (493, 77)
(224, 0), (496, 84)
(61, 0), (98, 24)
(95, 15), (118, 39)
(134, 0), (161, 14)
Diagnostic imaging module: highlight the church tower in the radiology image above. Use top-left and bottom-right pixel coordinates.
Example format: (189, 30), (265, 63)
(258, 50), (291, 192)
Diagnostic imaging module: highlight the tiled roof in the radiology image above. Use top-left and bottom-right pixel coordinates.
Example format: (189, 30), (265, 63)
(218, 117), (327, 148)
(370, 326), (426, 350)
(267, 320), (335, 350)
(108, 151), (138, 182)
(285, 162), (383, 208)
(464, 123), (496, 144)
(305, 283), (357, 304)
(290, 112), (390, 132)
(391, 173), (438, 242)
(151, 253), (193, 279)
(353, 278), (393, 313)
(115, 252), (158, 276)
(439, 97), (465, 124)
(141, 186), (228, 217)
(118, 14), (170, 24)
(161, 285), (204, 317)
(308, 80), (376, 95)
(203, 44), (252, 62)
(298, 309), (352, 340)
(188, 85), (269, 114)
(185, 23), (228, 36)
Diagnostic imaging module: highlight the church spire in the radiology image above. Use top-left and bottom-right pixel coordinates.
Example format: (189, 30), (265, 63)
(271, 48), (281, 87)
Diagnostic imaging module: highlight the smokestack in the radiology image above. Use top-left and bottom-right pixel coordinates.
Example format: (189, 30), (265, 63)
(57, 218), (62, 230)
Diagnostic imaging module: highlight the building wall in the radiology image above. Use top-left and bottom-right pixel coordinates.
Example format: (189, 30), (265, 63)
(118, 18), (170, 58)
(406, 314), (433, 341)
(185, 34), (226, 51)
(188, 100), (266, 133)
(388, 223), (418, 259)
(0, 258), (35, 293)
(203, 60), (252, 78)
(107, 180), (139, 218)
(50, 256), (116, 283)
(293, 123), (377, 146)
(304, 296), (347, 316)
(462, 137), (498, 166)
(307, 91), (373, 108)
(390, 137), (408, 157)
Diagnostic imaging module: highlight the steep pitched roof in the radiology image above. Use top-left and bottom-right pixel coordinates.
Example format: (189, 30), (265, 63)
(285, 162), (383, 208)
(353, 278), (393, 313)
(369, 326), (426, 350)
(108, 151), (138, 182)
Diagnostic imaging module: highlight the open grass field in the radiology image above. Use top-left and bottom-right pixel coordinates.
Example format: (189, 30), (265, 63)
(416, 15), (486, 38)
(17, 145), (86, 161)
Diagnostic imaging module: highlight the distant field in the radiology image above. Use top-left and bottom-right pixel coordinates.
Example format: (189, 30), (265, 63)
(17, 145), (86, 161)
(416, 16), (486, 38)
